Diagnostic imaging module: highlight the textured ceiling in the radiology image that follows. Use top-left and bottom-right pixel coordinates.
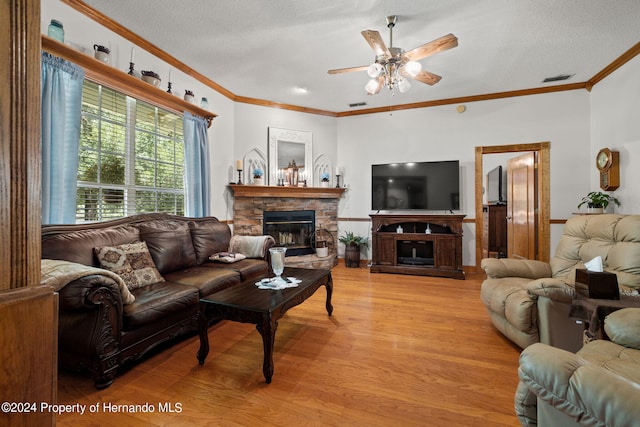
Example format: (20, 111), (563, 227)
(83, 0), (640, 113)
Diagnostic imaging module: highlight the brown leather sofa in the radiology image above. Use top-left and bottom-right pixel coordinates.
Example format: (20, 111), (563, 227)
(41, 213), (274, 388)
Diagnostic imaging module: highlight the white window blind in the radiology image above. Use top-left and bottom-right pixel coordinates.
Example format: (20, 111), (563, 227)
(77, 80), (185, 222)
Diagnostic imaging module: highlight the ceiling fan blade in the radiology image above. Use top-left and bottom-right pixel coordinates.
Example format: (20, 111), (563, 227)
(361, 30), (391, 58)
(402, 69), (442, 85)
(327, 65), (369, 75)
(404, 33), (458, 61)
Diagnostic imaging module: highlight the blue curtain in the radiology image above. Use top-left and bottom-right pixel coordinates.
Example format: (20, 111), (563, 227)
(183, 112), (211, 217)
(41, 52), (85, 224)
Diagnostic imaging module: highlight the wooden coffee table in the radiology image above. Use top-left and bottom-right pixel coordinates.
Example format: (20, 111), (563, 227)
(197, 267), (333, 383)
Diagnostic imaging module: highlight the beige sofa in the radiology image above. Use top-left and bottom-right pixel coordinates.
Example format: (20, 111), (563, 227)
(480, 214), (640, 352)
(515, 308), (640, 426)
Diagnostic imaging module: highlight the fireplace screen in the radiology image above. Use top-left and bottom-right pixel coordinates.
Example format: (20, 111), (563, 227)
(263, 210), (315, 256)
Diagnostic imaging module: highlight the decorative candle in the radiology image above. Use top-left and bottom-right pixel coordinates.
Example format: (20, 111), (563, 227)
(335, 166), (341, 176)
(236, 160), (242, 170)
(130, 46), (135, 63)
(168, 68), (172, 81)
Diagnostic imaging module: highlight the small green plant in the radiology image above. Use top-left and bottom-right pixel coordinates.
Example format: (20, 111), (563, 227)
(338, 231), (368, 247)
(577, 191), (620, 209)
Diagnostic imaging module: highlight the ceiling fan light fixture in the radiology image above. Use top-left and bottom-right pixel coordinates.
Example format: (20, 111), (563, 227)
(365, 78), (381, 94)
(328, 15), (458, 97)
(404, 61), (422, 77)
(397, 76), (411, 93)
(367, 63), (383, 78)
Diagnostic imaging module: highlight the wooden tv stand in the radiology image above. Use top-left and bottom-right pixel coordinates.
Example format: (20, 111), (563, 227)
(370, 213), (465, 279)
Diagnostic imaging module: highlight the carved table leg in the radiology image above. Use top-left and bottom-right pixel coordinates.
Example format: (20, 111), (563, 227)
(325, 272), (334, 316)
(197, 304), (209, 365)
(256, 318), (278, 383)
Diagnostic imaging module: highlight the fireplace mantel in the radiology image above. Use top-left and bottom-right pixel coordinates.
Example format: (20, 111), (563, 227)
(228, 184), (346, 199)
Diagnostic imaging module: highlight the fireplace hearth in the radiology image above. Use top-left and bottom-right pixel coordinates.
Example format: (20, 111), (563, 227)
(263, 210), (315, 256)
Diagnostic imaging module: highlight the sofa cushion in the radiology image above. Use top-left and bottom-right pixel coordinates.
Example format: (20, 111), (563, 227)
(188, 219), (232, 264)
(550, 214), (640, 288)
(201, 259), (269, 283)
(42, 225), (140, 267)
(163, 267), (240, 297)
(137, 221), (197, 274)
(123, 281), (199, 330)
(95, 241), (165, 290)
(604, 308), (640, 349)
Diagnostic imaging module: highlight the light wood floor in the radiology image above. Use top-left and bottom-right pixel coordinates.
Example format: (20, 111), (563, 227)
(57, 263), (522, 426)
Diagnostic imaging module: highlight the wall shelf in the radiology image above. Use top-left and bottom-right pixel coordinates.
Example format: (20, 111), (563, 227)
(41, 35), (217, 127)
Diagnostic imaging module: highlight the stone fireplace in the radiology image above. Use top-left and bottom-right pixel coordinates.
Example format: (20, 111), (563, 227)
(229, 185), (346, 268)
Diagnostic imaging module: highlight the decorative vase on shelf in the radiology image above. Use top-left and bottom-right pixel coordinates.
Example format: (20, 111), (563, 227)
(93, 44), (110, 63)
(253, 177), (264, 186)
(320, 172), (331, 188)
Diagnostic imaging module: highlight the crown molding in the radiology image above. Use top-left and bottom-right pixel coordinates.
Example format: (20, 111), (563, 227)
(62, 0), (640, 118)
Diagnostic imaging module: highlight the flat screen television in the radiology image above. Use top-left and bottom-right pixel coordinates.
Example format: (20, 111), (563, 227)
(371, 160), (460, 211)
(486, 165), (507, 204)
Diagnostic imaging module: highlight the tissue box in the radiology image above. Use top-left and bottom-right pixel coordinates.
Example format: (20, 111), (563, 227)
(575, 269), (619, 300)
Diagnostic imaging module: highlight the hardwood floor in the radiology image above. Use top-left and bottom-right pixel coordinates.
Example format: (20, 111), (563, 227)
(57, 263), (522, 426)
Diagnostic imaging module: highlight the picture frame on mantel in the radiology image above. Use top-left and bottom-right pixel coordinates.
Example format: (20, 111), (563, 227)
(268, 127), (313, 186)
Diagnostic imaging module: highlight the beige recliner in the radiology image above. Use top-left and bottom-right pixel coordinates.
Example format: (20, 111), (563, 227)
(515, 308), (640, 426)
(480, 214), (640, 352)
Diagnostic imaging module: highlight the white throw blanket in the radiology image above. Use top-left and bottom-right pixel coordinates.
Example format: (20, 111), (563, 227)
(229, 235), (273, 258)
(41, 259), (135, 304)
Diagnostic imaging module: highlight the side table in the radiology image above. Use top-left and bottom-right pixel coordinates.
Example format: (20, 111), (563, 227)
(570, 294), (640, 342)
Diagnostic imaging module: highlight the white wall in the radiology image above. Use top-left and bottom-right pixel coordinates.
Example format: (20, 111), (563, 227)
(337, 91), (591, 265)
(229, 102), (338, 219)
(590, 54), (640, 214)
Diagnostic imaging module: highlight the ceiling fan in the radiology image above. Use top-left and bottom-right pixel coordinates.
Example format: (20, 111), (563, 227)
(328, 15), (458, 95)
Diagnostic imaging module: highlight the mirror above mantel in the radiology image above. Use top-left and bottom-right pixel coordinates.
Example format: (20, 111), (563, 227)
(268, 127), (312, 186)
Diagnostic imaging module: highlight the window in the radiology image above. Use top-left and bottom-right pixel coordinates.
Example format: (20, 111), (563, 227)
(77, 80), (185, 222)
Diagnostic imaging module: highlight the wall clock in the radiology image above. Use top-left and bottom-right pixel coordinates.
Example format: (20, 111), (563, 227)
(596, 148), (620, 191)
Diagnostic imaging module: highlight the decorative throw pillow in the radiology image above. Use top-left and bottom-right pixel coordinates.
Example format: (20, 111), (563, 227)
(209, 252), (247, 263)
(95, 241), (165, 290)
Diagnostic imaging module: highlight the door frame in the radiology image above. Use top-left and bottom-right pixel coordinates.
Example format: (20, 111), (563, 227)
(474, 142), (550, 270)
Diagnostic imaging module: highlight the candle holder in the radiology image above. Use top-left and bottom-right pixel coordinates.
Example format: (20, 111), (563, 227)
(166, 81), (173, 94)
(335, 174), (341, 188)
(236, 169), (243, 185)
(128, 62), (135, 76)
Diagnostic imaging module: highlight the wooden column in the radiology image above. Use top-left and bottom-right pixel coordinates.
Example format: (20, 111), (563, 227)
(0, 1), (57, 426)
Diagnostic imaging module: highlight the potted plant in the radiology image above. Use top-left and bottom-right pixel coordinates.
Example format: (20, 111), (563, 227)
(320, 172), (331, 188)
(253, 168), (264, 186)
(577, 191), (620, 213)
(339, 231), (368, 268)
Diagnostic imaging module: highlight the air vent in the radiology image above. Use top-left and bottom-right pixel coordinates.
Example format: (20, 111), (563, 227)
(349, 102), (367, 107)
(542, 74), (574, 83)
